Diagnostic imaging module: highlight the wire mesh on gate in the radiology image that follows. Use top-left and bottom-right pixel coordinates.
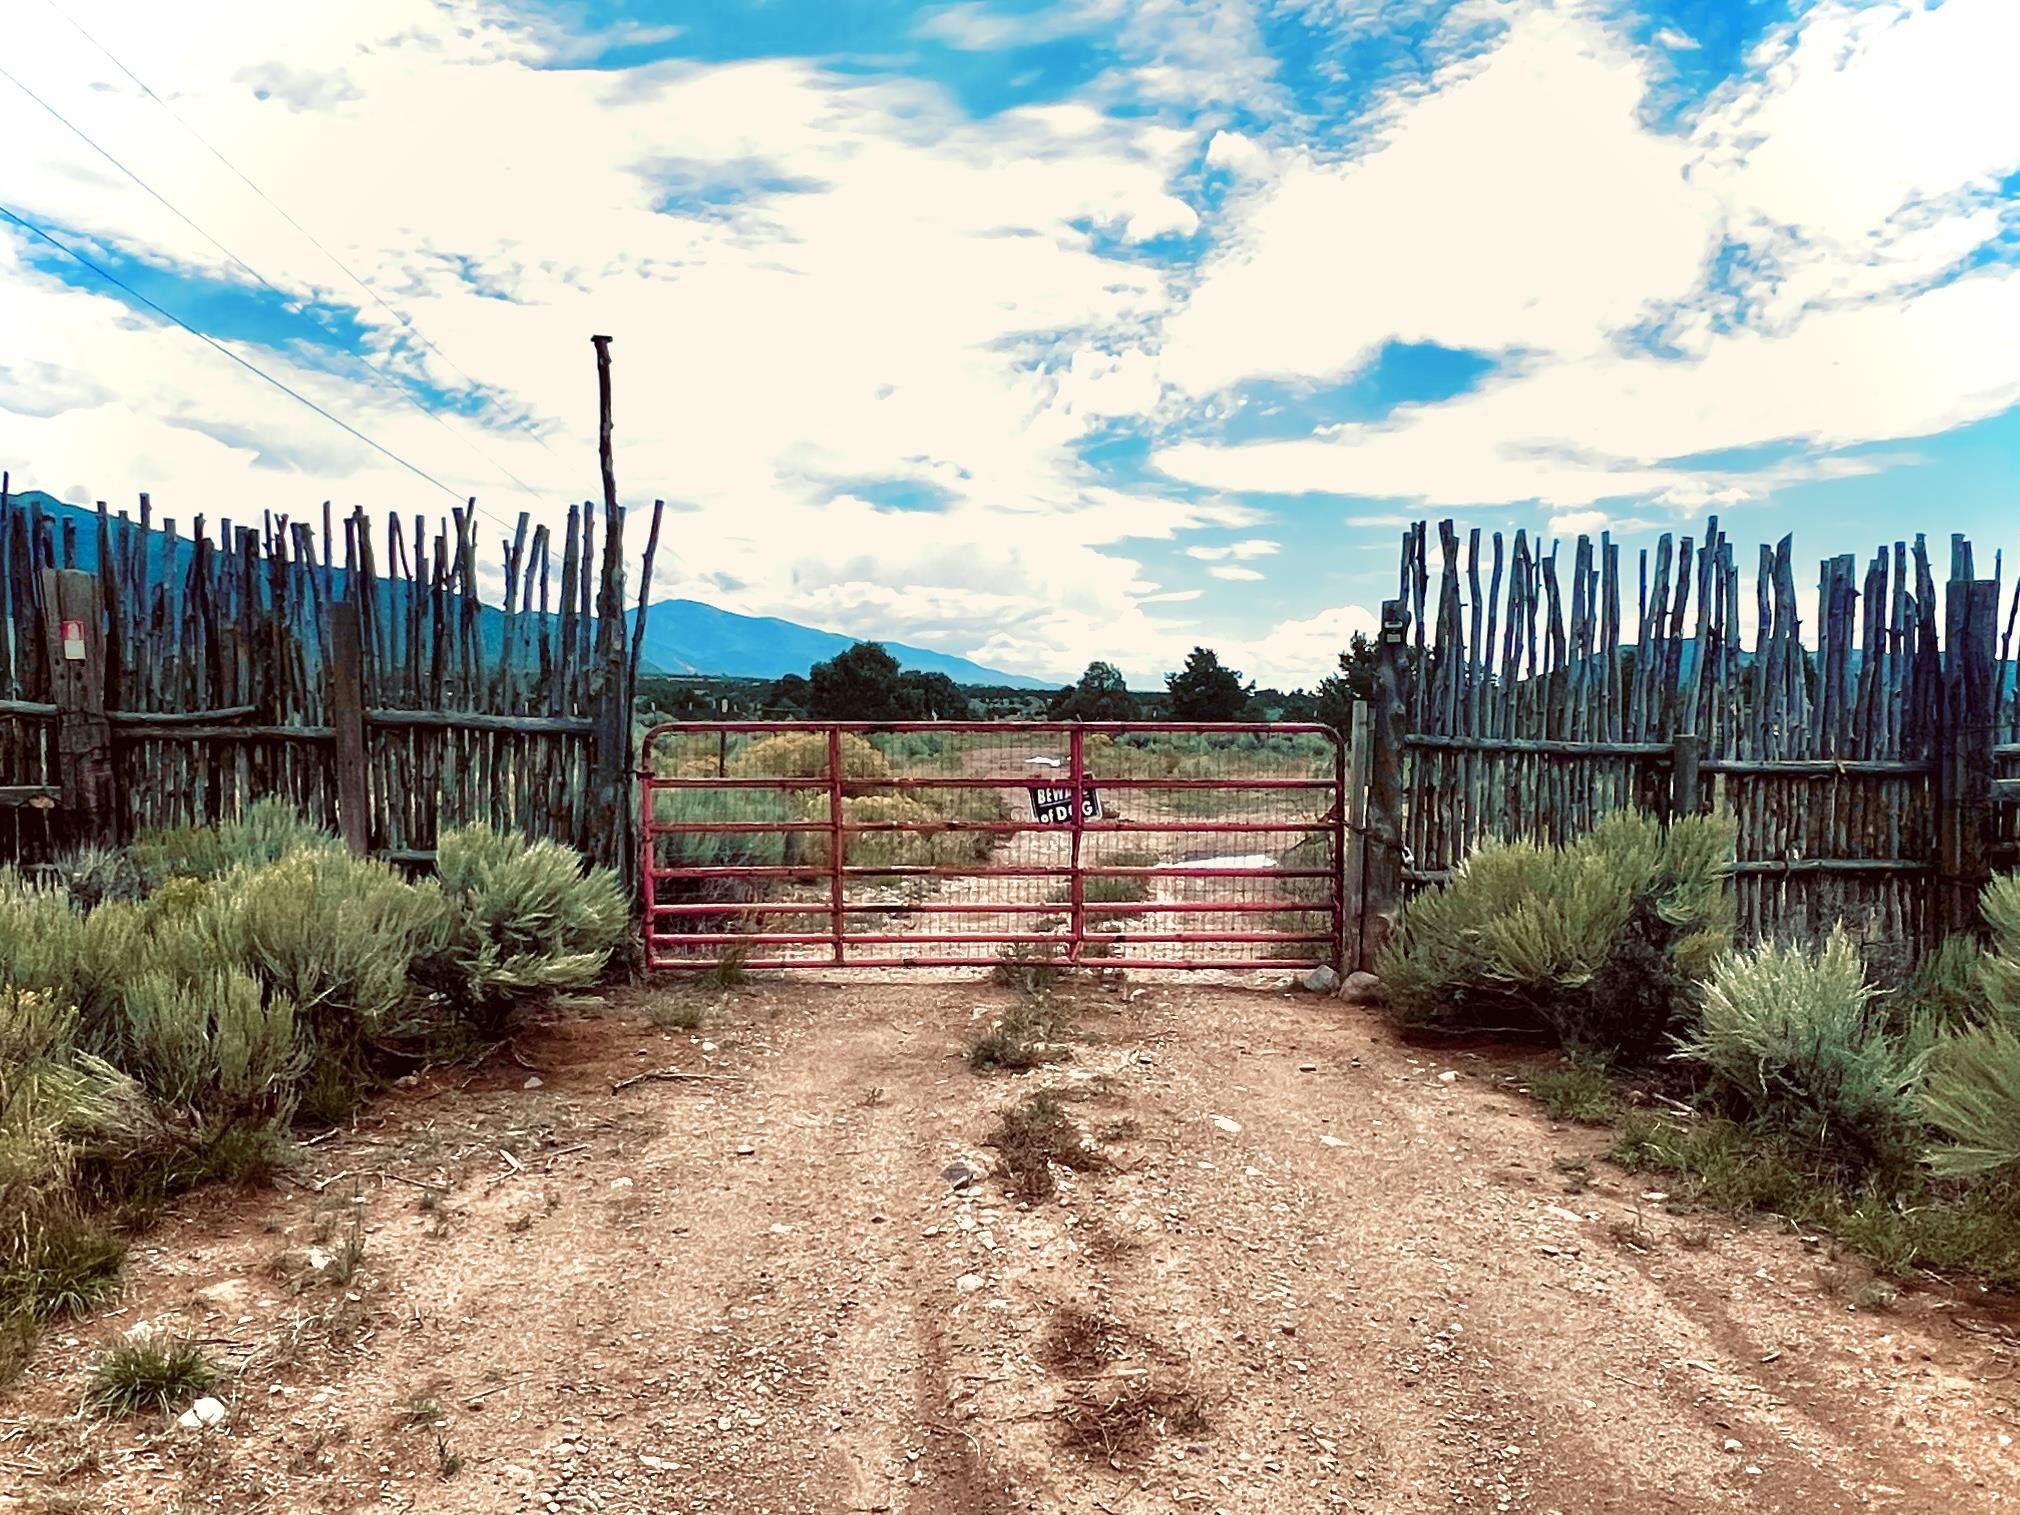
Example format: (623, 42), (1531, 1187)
(638, 721), (1345, 972)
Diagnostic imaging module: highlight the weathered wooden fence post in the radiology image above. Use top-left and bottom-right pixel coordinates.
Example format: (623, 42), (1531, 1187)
(1342, 699), (1372, 969)
(40, 568), (114, 845)
(327, 599), (371, 858)
(1956, 574), (2000, 935)
(1669, 731), (1701, 820)
(587, 334), (635, 886)
(1361, 598), (1411, 968)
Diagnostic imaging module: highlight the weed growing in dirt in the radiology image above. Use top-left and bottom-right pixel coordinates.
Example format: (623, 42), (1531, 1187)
(699, 949), (751, 991)
(1607, 1214), (1655, 1251)
(399, 1396), (447, 1428)
(1525, 1058), (1621, 1125)
(967, 995), (1073, 1072)
(1055, 1372), (1207, 1462)
(987, 1092), (1103, 1203)
(1672, 1222), (1712, 1249)
(991, 943), (1066, 993)
(1854, 1280), (1900, 1311)
(0, 1214), (127, 1327)
(1041, 1307), (1134, 1374)
(84, 1333), (218, 1415)
(1612, 1110), (2020, 1287)
(860, 1085), (886, 1108)
(650, 997), (706, 1032)
(435, 1430), (465, 1479)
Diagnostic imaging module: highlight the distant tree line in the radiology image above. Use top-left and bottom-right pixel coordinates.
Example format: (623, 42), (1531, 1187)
(673, 631), (1382, 735)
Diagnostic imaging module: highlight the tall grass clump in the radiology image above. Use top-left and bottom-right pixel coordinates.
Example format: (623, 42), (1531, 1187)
(419, 825), (627, 1034)
(1379, 810), (1734, 1059)
(1674, 928), (1924, 1173)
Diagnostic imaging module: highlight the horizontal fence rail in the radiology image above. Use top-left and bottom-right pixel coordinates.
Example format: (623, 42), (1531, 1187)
(1362, 517), (2020, 961)
(640, 720), (1346, 973)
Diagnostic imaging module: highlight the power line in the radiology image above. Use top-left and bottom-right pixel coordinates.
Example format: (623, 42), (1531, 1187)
(37, 0), (562, 458)
(0, 51), (560, 516)
(2, 200), (467, 502)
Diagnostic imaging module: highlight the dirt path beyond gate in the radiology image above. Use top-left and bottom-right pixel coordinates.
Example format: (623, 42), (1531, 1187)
(4, 980), (2017, 1513)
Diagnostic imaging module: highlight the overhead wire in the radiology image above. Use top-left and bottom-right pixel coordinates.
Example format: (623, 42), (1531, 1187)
(37, 0), (564, 461)
(0, 51), (558, 525)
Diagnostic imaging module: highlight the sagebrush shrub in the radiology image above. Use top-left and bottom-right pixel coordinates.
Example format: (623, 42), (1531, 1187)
(419, 825), (626, 1032)
(1379, 810), (1734, 1057)
(1674, 928), (1923, 1171)
(1922, 1019), (2020, 1178)
(132, 798), (338, 885)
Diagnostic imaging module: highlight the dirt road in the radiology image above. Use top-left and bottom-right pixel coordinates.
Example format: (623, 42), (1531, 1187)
(5, 979), (2018, 1513)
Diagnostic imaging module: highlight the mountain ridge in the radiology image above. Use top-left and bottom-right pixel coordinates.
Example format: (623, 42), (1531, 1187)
(1, 488), (1051, 688)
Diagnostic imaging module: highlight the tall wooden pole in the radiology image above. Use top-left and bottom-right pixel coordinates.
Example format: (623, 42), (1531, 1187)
(587, 335), (634, 886)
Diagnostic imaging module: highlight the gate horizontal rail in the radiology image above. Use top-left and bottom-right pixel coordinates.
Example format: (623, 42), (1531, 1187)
(640, 720), (1345, 973)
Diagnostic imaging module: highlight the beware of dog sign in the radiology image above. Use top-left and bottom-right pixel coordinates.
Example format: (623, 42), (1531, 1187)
(1028, 783), (1101, 825)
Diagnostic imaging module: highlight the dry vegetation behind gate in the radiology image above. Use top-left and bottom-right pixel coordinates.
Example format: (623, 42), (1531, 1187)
(3, 976), (2017, 1514)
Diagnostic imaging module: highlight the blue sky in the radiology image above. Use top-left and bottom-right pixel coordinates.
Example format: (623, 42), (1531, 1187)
(2, 0), (2017, 686)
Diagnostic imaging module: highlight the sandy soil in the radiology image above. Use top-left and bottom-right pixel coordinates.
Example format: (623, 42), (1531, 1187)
(4, 977), (2018, 1514)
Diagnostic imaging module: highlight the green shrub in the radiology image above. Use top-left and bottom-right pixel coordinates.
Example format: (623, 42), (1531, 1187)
(1380, 811), (1734, 1057)
(1526, 1057), (1620, 1124)
(133, 798), (339, 886)
(84, 1333), (218, 1415)
(194, 851), (442, 1115)
(1922, 1019), (2020, 1177)
(113, 968), (302, 1184)
(1982, 873), (2020, 1024)
(53, 847), (147, 911)
(1894, 934), (1994, 1033)
(1673, 928), (1923, 1171)
(420, 825), (627, 1032)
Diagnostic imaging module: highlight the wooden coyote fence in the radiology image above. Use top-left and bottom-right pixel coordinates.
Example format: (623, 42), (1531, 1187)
(1356, 518), (2020, 965)
(0, 472), (659, 881)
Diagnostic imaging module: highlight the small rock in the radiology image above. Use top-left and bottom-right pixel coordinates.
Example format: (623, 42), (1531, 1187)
(955, 1274), (985, 1294)
(1744, 1465), (1762, 1477)
(943, 1161), (980, 1189)
(1437, 1070), (1459, 1084)
(522, 1076), (543, 1090)
(1337, 970), (1384, 1005)
(1297, 1062), (1318, 1073)
(1543, 1205), (1584, 1225)
(177, 1397), (228, 1430)
(769, 1223), (793, 1236)
(735, 1143), (755, 1157)
(1211, 1115), (1243, 1134)
(1319, 1135), (1347, 1148)
(1723, 1439), (1744, 1453)
(1642, 1191), (1671, 1202)
(1301, 965), (1341, 994)
(193, 1280), (249, 1312)
(701, 1040), (718, 1053)
(609, 1177), (633, 1191)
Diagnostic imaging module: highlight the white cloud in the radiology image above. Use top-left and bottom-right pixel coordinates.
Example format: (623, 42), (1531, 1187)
(1653, 27), (1699, 51)
(1184, 536), (1279, 560)
(1153, 0), (2020, 512)
(1231, 601), (1379, 688)
(1209, 564), (1265, 580)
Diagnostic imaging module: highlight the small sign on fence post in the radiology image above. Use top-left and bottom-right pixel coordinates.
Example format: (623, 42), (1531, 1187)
(60, 619), (86, 661)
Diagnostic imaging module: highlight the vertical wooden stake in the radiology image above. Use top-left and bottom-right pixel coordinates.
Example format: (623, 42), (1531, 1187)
(41, 569), (114, 844)
(1361, 598), (1411, 968)
(329, 600), (370, 857)
(1670, 731), (1701, 820)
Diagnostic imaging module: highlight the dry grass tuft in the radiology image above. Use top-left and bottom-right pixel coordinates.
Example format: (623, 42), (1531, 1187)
(1055, 1370), (1207, 1461)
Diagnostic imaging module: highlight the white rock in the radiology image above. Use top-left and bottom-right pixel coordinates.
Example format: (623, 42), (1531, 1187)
(522, 1076), (543, 1090)
(1319, 1135), (1347, 1148)
(1337, 970), (1385, 1005)
(701, 1040), (718, 1053)
(1437, 1071), (1459, 1084)
(178, 1397), (227, 1430)
(1301, 965), (1340, 994)
(609, 1177), (633, 1191)
(1543, 1205), (1585, 1225)
(1211, 1115), (1243, 1134)
(1723, 1439), (1743, 1453)
(955, 1274), (985, 1294)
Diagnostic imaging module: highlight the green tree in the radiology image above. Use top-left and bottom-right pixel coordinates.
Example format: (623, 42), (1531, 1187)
(765, 673), (810, 714)
(1313, 632), (1378, 735)
(1047, 661), (1138, 722)
(1164, 646), (1251, 722)
(808, 642), (905, 720)
(896, 670), (972, 719)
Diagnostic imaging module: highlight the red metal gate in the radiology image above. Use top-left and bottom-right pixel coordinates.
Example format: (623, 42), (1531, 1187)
(639, 721), (1344, 972)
